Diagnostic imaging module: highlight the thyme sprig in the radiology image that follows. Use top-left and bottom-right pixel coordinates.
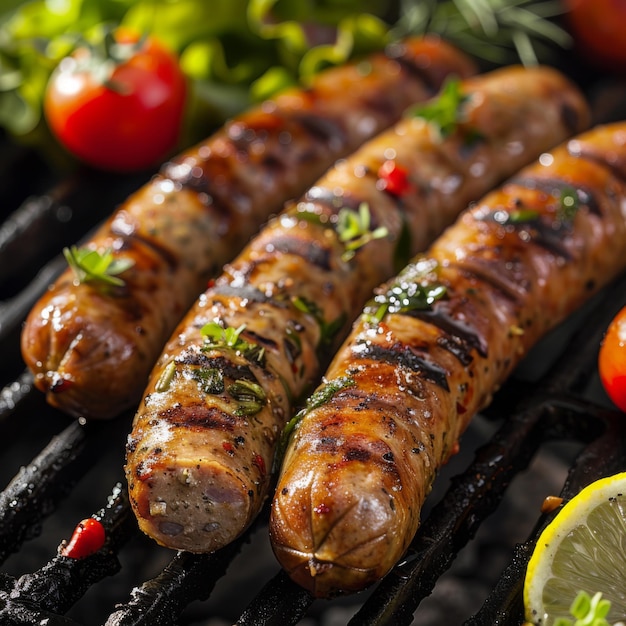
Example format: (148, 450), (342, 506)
(64, 245), (134, 287)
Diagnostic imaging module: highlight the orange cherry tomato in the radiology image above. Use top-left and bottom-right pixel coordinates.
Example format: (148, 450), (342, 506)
(44, 29), (187, 172)
(565, 0), (626, 74)
(598, 305), (626, 412)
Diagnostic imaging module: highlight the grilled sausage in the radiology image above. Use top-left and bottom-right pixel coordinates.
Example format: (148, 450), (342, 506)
(125, 65), (589, 554)
(269, 122), (626, 598)
(20, 37), (475, 421)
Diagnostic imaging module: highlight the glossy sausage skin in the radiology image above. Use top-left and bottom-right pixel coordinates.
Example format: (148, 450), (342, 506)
(20, 37), (475, 420)
(125, 66), (589, 553)
(269, 123), (626, 598)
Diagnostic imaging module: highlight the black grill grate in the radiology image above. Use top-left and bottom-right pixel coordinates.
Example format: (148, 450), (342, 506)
(1, 85), (626, 626)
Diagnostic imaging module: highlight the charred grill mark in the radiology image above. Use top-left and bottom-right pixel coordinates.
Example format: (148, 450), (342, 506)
(569, 150), (626, 185)
(456, 261), (526, 303)
(344, 447), (371, 462)
(161, 403), (237, 431)
(109, 228), (180, 271)
(561, 101), (583, 135)
(302, 186), (368, 213)
(178, 353), (256, 382)
(291, 112), (347, 148)
(509, 175), (602, 216)
(244, 329), (279, 352)
(210, 285), (272, 304)
(407, 305), (488, 361)
(526, 223), (575, 259)
(315, 436), (339, 454)
(389, 49), (438, 93)
(302, 186), (344, 211)
(160, 159), (241, 214)
(267, 233), (332, 271)
(360, 92), (400, 119)
(352, 342), (449, 391)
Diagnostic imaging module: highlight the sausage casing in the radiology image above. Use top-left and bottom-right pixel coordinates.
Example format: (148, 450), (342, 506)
(269, 122), (626, 598)
(20, 37), (474, 420)
(125, 65), (589, 553)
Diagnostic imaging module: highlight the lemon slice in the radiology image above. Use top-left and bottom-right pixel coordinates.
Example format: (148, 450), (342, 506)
(524, 472), (626, 625)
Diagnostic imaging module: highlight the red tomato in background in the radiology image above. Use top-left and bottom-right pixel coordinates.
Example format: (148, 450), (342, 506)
(598, 305), (626, 412)
(44, 30), (187, 172)
(565, 0), (626, 74)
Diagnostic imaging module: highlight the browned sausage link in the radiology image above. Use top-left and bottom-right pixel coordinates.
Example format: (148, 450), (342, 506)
(269, 122), (626, 598)
(125, 66), (589, 554)
(20, 37), (474, 421)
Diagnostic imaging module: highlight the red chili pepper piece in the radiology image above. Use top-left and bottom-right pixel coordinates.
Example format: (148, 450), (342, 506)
(252, 453), (266, 477)
(377, 160), (413, 196)
(60, 517), (106, 559)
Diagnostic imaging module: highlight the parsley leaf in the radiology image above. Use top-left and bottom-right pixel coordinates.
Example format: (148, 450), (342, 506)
(200, 322), (265, 364)
(410, 77), (469, 140)
(64, 245), (134, 287)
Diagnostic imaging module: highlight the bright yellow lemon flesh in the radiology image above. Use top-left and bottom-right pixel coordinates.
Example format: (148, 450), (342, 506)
(524, 472), (626, 625)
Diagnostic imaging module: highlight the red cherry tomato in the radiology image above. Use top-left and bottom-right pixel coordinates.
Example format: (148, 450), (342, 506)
(44, 29), (187, 172)
(565, 0), (626, 74)
(598, 305), (626, 412)
(60, 517), (106, 559)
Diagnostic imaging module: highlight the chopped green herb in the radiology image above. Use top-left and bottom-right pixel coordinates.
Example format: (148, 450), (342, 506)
(362, 262), (447, 325)
(305, 376), (356, 413)
(409, 77), (470, 140)
(155, 361), (176, 393)
(200, 322), (265, 364)
(292, 296), (346, 347)
(498, 208), (541, 225)
(558, 186), (580, 221)
(273, 376), (355, 472)
(393, 215), (413, 274)
(192, 367), (225, 395)
(63, 245), (134, 287)
(294, 202), (388, 262)
(485, 186), (581, 228)
(337, 202), (388, 261)
(228, 380), (266, 416)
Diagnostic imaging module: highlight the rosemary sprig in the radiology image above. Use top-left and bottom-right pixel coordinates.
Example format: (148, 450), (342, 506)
(63, 245), (134, 287)
(393, 0), (572, 66)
